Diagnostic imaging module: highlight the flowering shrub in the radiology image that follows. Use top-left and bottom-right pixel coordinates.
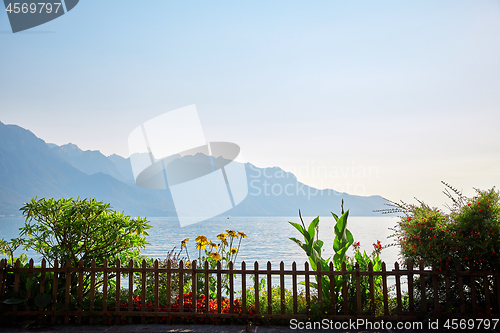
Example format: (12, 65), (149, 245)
(390, 184), (500, 270)
(387, 183), (500, 313)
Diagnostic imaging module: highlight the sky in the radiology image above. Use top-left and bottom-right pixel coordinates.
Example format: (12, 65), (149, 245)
(1, 0), (499, 209)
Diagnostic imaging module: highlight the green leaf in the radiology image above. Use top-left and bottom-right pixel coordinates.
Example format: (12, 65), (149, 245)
(288, 222), (305, 236)
(307, 216), (320, 240)
(34, 293), (52, 309)
(3, 298), (26, 304)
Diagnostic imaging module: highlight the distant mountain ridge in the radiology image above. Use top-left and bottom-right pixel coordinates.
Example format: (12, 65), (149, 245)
(0, 121), (387, 218)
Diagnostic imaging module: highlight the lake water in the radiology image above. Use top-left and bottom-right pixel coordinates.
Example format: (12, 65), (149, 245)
(0, 215), (402, 268)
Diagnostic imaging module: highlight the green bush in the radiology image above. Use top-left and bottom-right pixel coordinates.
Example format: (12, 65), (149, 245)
(390, 184), (500, 270)
(387, 183), (500, 313)
(1, 197), (152, 316)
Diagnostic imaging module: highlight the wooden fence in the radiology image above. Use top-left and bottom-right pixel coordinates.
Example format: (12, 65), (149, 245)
(1, 258), (499, 325)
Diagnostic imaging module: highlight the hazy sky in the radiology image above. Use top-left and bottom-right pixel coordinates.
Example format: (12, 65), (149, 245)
(1, 1), (499, 208)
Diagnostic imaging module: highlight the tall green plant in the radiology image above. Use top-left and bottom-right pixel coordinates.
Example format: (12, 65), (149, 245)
(289, 201), (383, 313)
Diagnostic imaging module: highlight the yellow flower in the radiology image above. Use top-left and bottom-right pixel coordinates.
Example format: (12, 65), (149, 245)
(208, 241), (219, 249)
(185, 261), (192, 268)
(226, 230), (237, 238)
(209, 252), (221, 261)
(221, 238), (228, 246)
(237, 231), (247, 239)
(181, 238), (189, 248)
(196, 240), (207, 250)
(230, 247), (238, 254)
(195, 235), (207, 243)
(217, 233), (226, 241)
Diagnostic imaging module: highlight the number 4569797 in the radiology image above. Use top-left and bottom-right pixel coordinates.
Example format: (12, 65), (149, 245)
(6, 3), (62, 14)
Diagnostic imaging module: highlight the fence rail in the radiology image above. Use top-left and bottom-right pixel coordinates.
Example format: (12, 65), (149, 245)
(1, 258), (499, 325)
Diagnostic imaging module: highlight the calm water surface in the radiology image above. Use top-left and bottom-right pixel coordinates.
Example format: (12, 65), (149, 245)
(0, 215), (401, 268)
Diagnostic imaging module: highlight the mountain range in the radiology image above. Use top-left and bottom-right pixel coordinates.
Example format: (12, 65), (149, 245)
(0, 121), (387, 219)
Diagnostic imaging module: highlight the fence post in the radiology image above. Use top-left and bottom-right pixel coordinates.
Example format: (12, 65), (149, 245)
(203, 260), (208, 317)
(37, 259), (46, 324)
(154, 259), (159, 324)
(141, 259), (147, 324)
(329, 262), (336, 315)
(483, 265), (491, 315)
(432, 264), (439, 314)
(445, 265), (451, 314)
(77, 259), (83, 324)
(394, 262), (402, 316)
(305, 261), (310, 312)
(13, 260), (20, 314)
(342, 261), (348, 315)
(419, 261), (427, 315)
(26, 259), (33, 314)
(292, 262), (297, 315)
(166, 259), (171, 321)
(128, 259), (134, 323)
(381, 262), (389, 316)
(317, 261), (322, 306)
(368, 262), (375, 315)
(254, 261), (260, 315)
(64, 260), (71, 325)
(407, 260), (414, 314)
(51, 260), (59, 325)
(216, 261), (221, 314)
(267, 261), (272, 315)
(0, 259), (5, 300)
(355, 262), (361, 316)
(179, 260), (184, 314)
(471, 264), (477, 315)
(192, 260), (197, 318)
(242, 261), (247, 314)
(229, 261), (234, 314)
(280, 261), (285, 315)
(115, 259), (121, 325)
(102, 259), (109, 325)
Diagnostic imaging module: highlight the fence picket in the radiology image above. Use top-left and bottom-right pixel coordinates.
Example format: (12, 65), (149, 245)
(254, 261), (260, 315)
(26, 259), (33, 313)
(267, 262), (272, 315)
(38, 259), (46, 325)
(458, 263), (465, 314)
(342, 262), (348, 315)
(51, 260), (59, 325)
(317, 261), (322, 306)
(395, 262), (402, 316)
(115, 259), (121, 325)
(241, 261), (247, 314)
(229, 261), (234, 314)
(407, 260), (414, 314)
(305, 262), (310, 311)
(280, 261), (285, 315)
(483, 266), (490, 315)
(419, 261), (427, 314)
(329, 262), (336, 315)
(192, 260), (198, 317)
(368, 262), (375, 315)
(141, 259), (147, 324)
(64, 260), (70, 325)
(77, 260), (83, 324)
(381, 262), (388, 315)
(292, 262), (297, 315)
